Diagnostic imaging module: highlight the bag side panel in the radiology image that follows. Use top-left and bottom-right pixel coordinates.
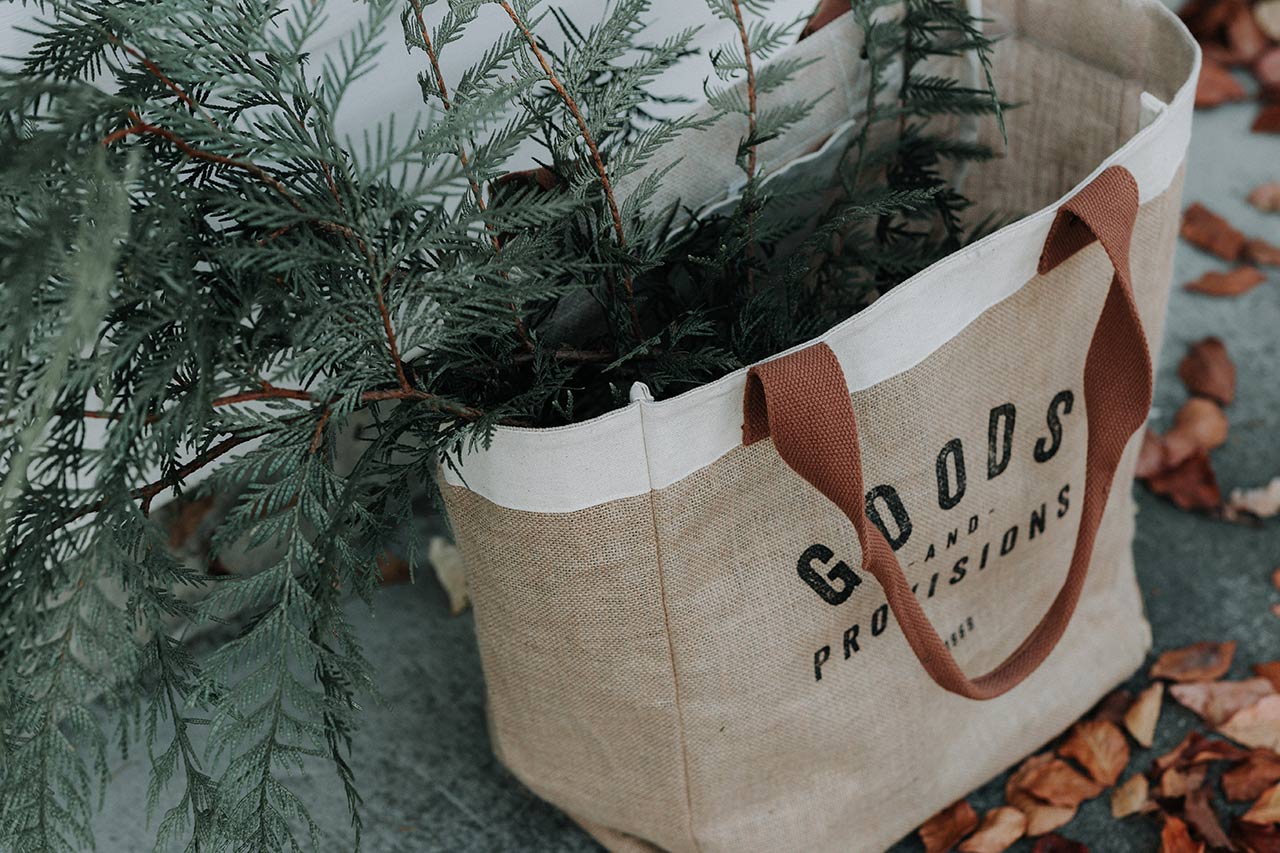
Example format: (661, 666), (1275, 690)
(439, 485), (694, 851)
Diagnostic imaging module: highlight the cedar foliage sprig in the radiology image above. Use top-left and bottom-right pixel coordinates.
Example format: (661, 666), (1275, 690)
(0, 0), (1005, 849)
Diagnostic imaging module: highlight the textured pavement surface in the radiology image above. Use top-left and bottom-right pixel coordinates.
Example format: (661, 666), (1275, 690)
(93, 12), (1280, 853)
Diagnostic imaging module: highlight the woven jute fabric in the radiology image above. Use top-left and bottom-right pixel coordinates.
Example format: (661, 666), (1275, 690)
(438, 2), (1190, 850)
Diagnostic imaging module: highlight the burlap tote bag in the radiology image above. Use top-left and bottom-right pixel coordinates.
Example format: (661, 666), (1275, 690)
(438, 1), (1200, 850)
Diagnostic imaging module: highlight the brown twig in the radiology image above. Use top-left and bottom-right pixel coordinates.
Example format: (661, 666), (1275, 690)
(730, 0), (759, 292)
(102, 112), (304, 212)
(106, 33), (219, 130)
(373, 281), (412, 392)
(498, 1), (642, 338)
(308, 408), (331, 455)
(412, 2), (535, 352)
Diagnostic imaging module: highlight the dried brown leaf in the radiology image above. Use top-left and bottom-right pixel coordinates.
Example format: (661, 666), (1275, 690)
(1197, 58), (1251, 108)
(1058, 720), (1130, 786)
(1256, 663), (1280, 693)
(429, 536), (470, 615)
(1182, 204), (1248, 259)
(1126, 683), (1165, 748)
(1244, 784), (1280, 825)
(1111, 774), (1152, 818)
(1155, 732), (1247, 774)
(1156, 765), (1210, 799)
(376, 551), (412, 586)
(1023, 758), (1105, 808)
(1226, 479), (1280, 521)
(1245, 237), (1280, 265)
(1185, 267), (1269, 297)
(1185, 785), (1234, 851)
(1161, 815), (1206, 853)
(1166, 398), (1230, 459)
(1233, 820), (1280, 853)
(1228, 5), (1271, 64)
(1008, 755), (1079, 837)
(958, 807), (1027, 853)
(1172, 679), (1278, 727)
(1257, 0), (1280, 41)
(1179, 337), (1237, 405)
(1095, 688), (1135, 725)
(1138, 430), (1172, 480)
(1031, 836), (1089, 853)
(1146, 451), (1224, 511)
(1225, 751), (1280, 802)
(920, 799), (979, 853)
(1152, 641), (1238, 683)
(1250, 183), (1280, 213)
(1256, 48), (1280, 94)
(1222, 696), (1280, 752)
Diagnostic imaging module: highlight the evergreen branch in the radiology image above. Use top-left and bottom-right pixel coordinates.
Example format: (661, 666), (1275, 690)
(729, 0), (759, 293)
(497, 0), (642, 338)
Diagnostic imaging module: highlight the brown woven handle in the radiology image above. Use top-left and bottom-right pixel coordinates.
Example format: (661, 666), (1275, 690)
(743, 166), (1151, 700)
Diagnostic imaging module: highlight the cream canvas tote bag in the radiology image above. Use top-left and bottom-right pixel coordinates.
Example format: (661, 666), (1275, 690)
(438, 1), (1200, 850)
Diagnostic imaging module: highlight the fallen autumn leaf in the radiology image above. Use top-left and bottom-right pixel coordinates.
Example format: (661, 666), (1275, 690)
(1152, 642), (1238, 683)
(1058, 720), (1130, 786)
(1185, 266), (1268, 297)
(958, 807), (1027, 853)
(1249, 183), (1280, 212)
(1224, 750), (1280, 802)
(1179, 337), (1237, 406)
(1225, 478), (1280, 520)
(1182, 203), (1247, 259)
(1243, 783), (1280, 825)
(919, 799), (979, 853)
(1111, 774), (1151, 819)
(1171, 678), (1277, 726)
(1221, 695), (1280, 752)
(1125, 683), (1165, 748)
(1145, 451), (1224, 512)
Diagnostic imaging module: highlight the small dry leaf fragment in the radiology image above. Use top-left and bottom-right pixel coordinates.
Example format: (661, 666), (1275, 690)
(1245, 237), (1280, 265)
(1197, 58), (1250, 108)
(1244, 783), (1280, 825)
(1146, 451), (1224, 511)
(1224, 751), (1280, 802)
(1226, 479), (1280, 521)
(1249, 183), (1280, 213)
(1182, 204), (1247, 259)
(1126, 683), (1165, 748)
(1007, 755), (1078, 837)
(1179, 337), (1237, 405)
(1253, 104), (1280, 134)
(1161, 816), (1205, 853)
(1185, 785), (1234, 851)
(1257, 0), (1280, 40)
(1111, 774), (1151, 818)
(1095, 688), (1135, 725)
(919, 799), (979, 853)
(376, 551), (412, 585)
(1165, 398), (1230, 461)
(1171, 679), (1278, 726)
(1156, 764), (1209, 799)
(1023, 758), (1106, 808)
(1222, 695), (1280, 751)
(1256, 663), (1280, 693)
(429, 536), (470, 616)
(1233, 820), (1280, 852)
(1058, 720), (1131, 786)
(1256, 47), (1280, 93)
(1274, 568), (1280, 592)
(1138, 430), (1171, 479)
(1152, 641), (1238, 683)
(958, 807), (1027, 853)
(1228, 4), (1271, 64)
(1030, 836), (1088, 853)
(1185, 266), (1268, 297)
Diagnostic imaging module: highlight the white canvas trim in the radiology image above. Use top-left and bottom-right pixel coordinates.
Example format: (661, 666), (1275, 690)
(442, 0), (1200, 514)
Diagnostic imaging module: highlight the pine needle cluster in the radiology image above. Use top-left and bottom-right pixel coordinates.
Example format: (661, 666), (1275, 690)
(0, 0), (1004, 849)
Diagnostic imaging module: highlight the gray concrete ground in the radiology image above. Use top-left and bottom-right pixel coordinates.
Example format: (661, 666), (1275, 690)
(93, 30), (1280, 853)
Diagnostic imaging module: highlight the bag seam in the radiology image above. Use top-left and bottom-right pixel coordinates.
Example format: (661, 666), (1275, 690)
(640, 407), (702, 853)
